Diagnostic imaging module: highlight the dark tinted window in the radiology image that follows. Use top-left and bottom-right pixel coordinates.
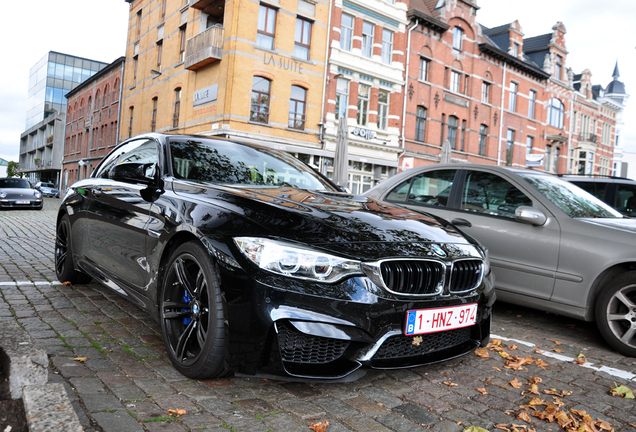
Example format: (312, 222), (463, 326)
(385, 169), (456, 207)
(0, 178), (31, 189)
(461, 171), (532, 219)
(94, 139), (158, 179)
(570, 180), (606, 201)
(615, 183), (636, 216)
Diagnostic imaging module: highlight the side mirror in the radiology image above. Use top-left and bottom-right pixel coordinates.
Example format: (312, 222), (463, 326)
(515, 206), (547, 226)
(109, 162), (156, 186)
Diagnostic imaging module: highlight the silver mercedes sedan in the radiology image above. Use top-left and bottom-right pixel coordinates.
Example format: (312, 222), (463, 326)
(365, 163), (636, 357)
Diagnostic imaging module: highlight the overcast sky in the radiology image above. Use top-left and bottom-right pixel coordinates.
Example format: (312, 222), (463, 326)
(0, 0), (633, 162)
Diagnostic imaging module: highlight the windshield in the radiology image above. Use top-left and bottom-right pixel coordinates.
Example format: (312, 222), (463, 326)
(41, 182), (55, 187)
(169, 138), (333, 191)
(0, 178), (31, 189)
(519, 173), (623, 218)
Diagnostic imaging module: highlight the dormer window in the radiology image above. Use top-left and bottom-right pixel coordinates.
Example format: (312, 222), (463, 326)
(556, 54), (563, 80)
(452, 27), (463, 52)
(512, 42), (519, 57)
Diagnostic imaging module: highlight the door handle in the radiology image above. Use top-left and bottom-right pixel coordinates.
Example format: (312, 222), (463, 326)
(451, 218), (472, 227)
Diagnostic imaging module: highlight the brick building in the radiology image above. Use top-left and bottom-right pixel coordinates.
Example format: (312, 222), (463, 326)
(63, 58), (125, 190)
(120, 0), (330, 169)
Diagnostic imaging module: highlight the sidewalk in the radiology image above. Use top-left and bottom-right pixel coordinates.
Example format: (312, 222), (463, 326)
(1, 199), (635, 431)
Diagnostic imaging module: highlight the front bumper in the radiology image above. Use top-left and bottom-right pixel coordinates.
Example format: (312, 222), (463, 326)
(222, 269), (495, 380)
(0, 199), (43, 209)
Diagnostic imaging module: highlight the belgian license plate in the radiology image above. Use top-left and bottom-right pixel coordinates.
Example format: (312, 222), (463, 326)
(405, 303), (478, 335)
(15, 200), (29, 204)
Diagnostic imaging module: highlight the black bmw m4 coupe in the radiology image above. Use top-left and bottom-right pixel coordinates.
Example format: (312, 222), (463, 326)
(55, 133), (494, 380)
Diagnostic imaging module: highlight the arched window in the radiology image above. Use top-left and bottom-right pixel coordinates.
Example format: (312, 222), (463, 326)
(250, 76), (271, 123)
(288, 85), (307, 130)
(95, 91), (101, 110)
(103, 85), (109, 107)
(415, 106), (426, 142)
(548, 97), (564, 128)
(113, 79), (120, 102)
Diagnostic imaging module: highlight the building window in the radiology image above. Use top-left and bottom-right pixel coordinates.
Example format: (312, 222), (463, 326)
(136, 9), (142, 41)
(481, 82), (490, 103)
(340, 13), (354, 51)
(506, 129), (515, 166)
(556, 54), (563, 80)
(250, 76), (271, 123)
(257, 4), (277, 50)
(128, 106), (134, 138)
(103, 85), (109, 107)
(151, 97), (158, 132)
(512, 42), (519, 57)
(362, 21), (374, 58)
(179, 25), (187, 63)
(156, 40), (163, 72)
(357, 85), (370, 126)
(460, 120), (466, 151)
(452, 27), (463, 51)
(335, 78), (349, 120)
(577, 150), (594, 175)
(447, 115), (458, 149)
(294, 18), (311, 60)
(173, 88), (181, 128)
(528, 90), (536, 119)
(381, 29), (393, 64)
(419, 58), (429, 81)
(479, 124), (488, 156)
(545, 145), (552, 172)
(450, 71), (460, 93)
(377, 90), (389, 130)
(415, 106), (426, 142)
(509, 82), (518, 112)
(548, 97), (564, 128)
(526, 135), (534, 155)
(288, 85), (307, 129)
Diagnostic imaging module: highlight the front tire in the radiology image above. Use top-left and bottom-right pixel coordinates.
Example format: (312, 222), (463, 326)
(55, 214), (91, 284)
(595, 272), (636, 357)
(160, 241), (229, 378)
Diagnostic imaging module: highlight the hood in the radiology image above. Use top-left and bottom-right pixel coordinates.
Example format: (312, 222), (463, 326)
(579, 217), (636, 235)
(174, 183), (472, 258)
(1, 188), (39, 196)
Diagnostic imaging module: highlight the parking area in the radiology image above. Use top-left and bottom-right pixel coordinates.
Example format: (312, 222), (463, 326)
(1, 198), (635, 432)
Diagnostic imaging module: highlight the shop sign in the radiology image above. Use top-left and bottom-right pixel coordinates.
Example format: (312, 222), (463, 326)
(352, 127), (376, 140)
(193, 84), (218, 107)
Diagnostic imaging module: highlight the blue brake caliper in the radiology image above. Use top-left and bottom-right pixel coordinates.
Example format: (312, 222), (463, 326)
(182, 291), (192, 326)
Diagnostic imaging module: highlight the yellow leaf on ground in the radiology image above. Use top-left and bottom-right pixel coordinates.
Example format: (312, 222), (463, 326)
(535, 359), (549, 370)
(516, 412), (532, 422)
(552, 348), (564, 353)
(443, 380), (458, 387)
(73, 357), (87, 362)
(62, 281), (73, 287)
(462, 427), (490, 432)
(508, 344), (518, 350)
(610, 384), (635, 399)
(553, 340), (562, 345)
(477, 388), (488, 395)
(508, 378), (523, 389)
(475, 348), (490, 358)
(168, 409), (186, 417)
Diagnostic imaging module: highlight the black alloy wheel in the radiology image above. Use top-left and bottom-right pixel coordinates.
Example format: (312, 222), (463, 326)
(596, 272), (636, 357)
(55, 214), (91, 284)
(160, 241), (229, 378)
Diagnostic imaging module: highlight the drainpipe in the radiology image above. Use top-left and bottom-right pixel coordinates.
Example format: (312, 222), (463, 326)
(116, 60), (125, 144)
(319, 0), (334, 147)
(497, 63), (507, 166)
(401, 19), (420, 152)
(566, 91), (576, 174)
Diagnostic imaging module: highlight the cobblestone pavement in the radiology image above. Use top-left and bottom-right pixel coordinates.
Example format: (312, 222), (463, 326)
(1, 198), (635, 432)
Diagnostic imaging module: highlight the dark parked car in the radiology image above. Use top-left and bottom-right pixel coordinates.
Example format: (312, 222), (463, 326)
(0, 177), (43, 210)
(55, 134), (494, 380)
(365, 163), (636, 357)
(35, 181), (60, 198)
(562, 176), (636, 217)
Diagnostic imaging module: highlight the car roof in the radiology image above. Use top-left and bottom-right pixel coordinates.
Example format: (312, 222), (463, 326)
(561, 176), (636, 184)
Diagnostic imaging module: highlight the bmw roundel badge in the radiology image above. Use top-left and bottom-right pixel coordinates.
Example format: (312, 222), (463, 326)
(432, 244), (446, 257)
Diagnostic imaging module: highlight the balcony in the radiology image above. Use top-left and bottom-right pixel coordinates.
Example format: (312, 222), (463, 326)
(185, 26), (224, 70)
(578, 133), (597, 143)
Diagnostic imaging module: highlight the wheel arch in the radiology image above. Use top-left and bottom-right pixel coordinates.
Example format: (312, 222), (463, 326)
(586, 262), (636, 321)
(155, 230), (201, 307)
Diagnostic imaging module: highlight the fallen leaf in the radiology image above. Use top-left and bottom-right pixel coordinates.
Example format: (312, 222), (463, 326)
(533, 346), (544, 354)
(492, 366), (502, 372)
(553, 340), (562, 346)
(524, 384), (540, 395)
(443, 380), (458, 387)
(412, 336), (423, 346)
(62, 281), (73, 287)
(309, 421), (329, 432)
(516, 412), (532, 422)
(610, 384), (634, 399)
(495, 424), (510, 431)
(491, 339), (502, 346)
(528, 397), (546, 406)
(168, 409), (186, 417)
(462, 427), (489, 432)
(529, 377), (542, 384)
(477, 388), (488, 395)
(574, 357), (587, 365)
(552, 348), (564, 353)
(534, 359), (549, 370)
(73, 357), (87, 362)
(475, 348), (490, 358)
(508, 378), (523, 389)
(508, 344), (518, 350)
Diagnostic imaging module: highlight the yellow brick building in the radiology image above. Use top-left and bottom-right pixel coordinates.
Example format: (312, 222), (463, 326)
(122, 0), (330, 164)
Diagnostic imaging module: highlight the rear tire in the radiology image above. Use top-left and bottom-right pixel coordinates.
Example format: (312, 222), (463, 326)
(55, 214), (91, 284)
(595, 272), (636, 357)
(160, 241), (229, 378)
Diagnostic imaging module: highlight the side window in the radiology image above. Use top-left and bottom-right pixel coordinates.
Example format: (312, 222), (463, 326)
(94, 139), (158, 179)
(384, 170), (456, 207)
(461, 171), (532, 219)
(615, 183), (636, 215)
(572, 181), (604, 201)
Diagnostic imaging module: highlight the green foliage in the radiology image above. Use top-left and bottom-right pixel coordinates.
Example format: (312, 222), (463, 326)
(6, 161), (22, 178)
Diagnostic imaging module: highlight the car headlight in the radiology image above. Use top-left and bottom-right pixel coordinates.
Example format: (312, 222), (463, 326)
(478, 245), (490, 276)
(34, 191), (42, 198)
(234, 237), (362, 283)
(0, 191), (6, 199)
